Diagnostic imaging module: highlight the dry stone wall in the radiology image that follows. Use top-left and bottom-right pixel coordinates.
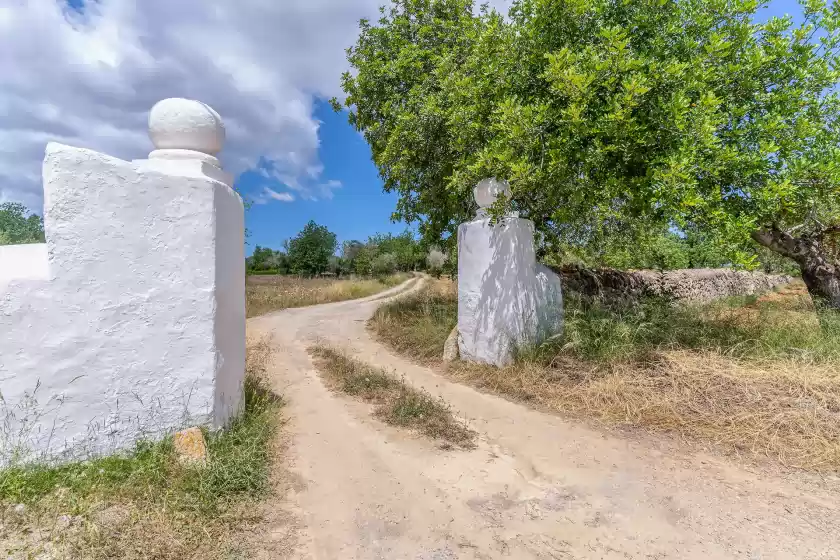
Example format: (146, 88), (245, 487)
(557, 266), (793, 304)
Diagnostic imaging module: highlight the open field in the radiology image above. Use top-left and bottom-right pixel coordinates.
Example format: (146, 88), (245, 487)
(0, 338), (283, 560)
(246, 273), (411, 318)
(371, 279), (840, 472)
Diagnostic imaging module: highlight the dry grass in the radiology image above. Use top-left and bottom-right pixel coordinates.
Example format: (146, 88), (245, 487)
(309, 345), (475, 449)
(369, 278), (457, 363)
(0, 338), (283, 559)
(371, 280), (840, 472)
(247, 273), (411, 318)
(450, 353), (840, 471)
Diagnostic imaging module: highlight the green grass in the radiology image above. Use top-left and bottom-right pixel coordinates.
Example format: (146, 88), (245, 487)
(0, 338), (284, 559)
(556, 289), (840, 364)
(369, 285), (457, 362)
(372, 281), (840, 365)
(0, 376), (280, 515)
(309, 345), (475, 449)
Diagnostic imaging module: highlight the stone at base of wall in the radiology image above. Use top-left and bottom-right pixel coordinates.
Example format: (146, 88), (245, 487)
(556, 266), (793, 304)
(173, 427), (208, 468)
(443, 326), (460, 363)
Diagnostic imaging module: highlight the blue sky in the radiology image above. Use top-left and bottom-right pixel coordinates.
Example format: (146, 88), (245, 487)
(240, 102), (408, 254)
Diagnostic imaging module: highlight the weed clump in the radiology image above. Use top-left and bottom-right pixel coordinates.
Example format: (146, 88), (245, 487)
(310, 345), (474, 449)
(369, 278), (457, 362)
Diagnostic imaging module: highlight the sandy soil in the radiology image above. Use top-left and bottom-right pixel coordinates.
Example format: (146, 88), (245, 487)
(247, 277), (840, 560)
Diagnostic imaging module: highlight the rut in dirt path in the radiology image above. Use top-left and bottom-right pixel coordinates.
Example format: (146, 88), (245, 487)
(247, 277), (840, 560)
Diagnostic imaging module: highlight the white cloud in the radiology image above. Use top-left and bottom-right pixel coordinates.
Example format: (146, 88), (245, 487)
(0, 0), (384, 210)
(263, 188), (295, 203)
(0, 0), (514, 211)
(318, 180), (343, 201)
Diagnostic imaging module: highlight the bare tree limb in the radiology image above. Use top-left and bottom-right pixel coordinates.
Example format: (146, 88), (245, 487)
(752, 226), (811, 264)
(815, 224), (840, 239)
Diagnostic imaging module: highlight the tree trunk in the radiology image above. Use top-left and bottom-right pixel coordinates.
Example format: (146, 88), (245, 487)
(800, 266), (840, 311)
(752, 227), (840, 312)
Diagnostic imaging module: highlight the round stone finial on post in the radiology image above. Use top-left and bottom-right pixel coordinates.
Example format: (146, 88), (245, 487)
(474, 178), (511, 217)
(148, 98), (225, 165)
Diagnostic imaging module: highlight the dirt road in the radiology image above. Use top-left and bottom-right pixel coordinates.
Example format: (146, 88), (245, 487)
(247, 277), (840, 559)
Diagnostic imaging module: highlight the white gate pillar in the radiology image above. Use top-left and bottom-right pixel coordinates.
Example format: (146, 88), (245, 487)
(457, 178), (563, 366)
(0, 98), (245, 465)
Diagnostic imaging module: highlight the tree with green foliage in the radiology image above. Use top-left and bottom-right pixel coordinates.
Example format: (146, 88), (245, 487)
(336, 0), (840, 309)
(368, 231), (423, 271)
(371, 252), (399, 277)
(287, 220), (338, 276)
(247, 245), (289, 273)
(327, 255), (343, 276)
(352, 243), (377, 275)
(342, 231), (424, 274)
(603, 232), (692, 271)
(0, 202), (45, 245)
(549, 225), (732, 271)
(342, 240), (365, 261)
(426, 246), (448, 277)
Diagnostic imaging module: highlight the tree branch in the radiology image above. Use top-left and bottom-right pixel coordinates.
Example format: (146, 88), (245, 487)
(815, 224), (840, 239)
(786, 223), (806, 235)
(751, 226), (809, 264)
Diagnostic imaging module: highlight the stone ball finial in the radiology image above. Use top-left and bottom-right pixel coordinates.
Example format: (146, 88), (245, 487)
(474, 178), (511, 210)
(148, 98), (225, 155)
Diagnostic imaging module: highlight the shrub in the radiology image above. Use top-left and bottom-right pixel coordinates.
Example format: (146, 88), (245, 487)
(371, 252), (398, 277)
(426, 247), (447, 278)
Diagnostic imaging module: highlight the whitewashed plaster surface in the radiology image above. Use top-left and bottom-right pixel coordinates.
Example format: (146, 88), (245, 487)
(0, 99), (245, 465)
(458, 179), (563, 367)
(0, 244), (49, 289)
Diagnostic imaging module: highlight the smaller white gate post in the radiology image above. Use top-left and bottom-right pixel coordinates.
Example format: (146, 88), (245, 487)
(457, 178), (563, 366)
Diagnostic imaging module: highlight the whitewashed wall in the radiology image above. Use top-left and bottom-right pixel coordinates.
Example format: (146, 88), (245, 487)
(0, 244), (49, 288)
(0, 99), (245, 465)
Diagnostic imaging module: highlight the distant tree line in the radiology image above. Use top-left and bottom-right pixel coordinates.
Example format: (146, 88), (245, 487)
(247, 220), (449, 278)
(3, 199), (789, 278)
(0, 203), (45, 246)
(249, 218), (801, 280)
